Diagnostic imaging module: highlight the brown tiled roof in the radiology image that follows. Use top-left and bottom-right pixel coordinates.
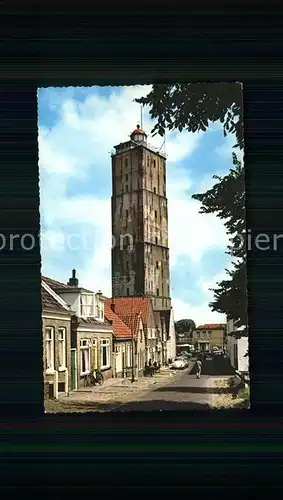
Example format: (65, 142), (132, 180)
(104, 303), (132, 340)
(41, 284), (71, 315)
(42, 276), (71, 290)
(42, 275), (93, 293)
(106, 297), (151, 326)
(196, 324), (226, 329)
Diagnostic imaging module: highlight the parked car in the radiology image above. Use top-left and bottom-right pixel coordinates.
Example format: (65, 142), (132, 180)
(170, 357), (187, 370)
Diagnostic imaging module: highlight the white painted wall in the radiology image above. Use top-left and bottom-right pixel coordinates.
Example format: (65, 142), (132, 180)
(58, 291), (80, 315)
(226, 319), (249, 373)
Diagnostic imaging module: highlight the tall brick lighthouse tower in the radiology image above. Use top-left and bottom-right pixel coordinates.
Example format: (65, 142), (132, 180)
(111, 124), (172, 359)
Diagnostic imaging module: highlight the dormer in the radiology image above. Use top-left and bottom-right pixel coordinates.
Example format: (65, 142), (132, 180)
(95, 290), (105, 321)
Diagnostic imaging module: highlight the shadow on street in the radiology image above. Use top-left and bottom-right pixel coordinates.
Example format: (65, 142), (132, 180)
(152, 385), (231, 394)
(190, 357), (234, 376)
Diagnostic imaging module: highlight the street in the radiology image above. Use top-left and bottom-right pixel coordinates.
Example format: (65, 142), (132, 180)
(45, 357), (239, 413)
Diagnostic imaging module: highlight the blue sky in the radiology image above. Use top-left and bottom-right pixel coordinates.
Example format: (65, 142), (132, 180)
(38, 84), (243, 324)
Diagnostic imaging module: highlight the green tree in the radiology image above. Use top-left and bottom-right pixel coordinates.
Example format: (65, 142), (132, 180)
(175, 319), (196, 334)
(136, 84), (246, 335)
(192, 153), (247, 332)
(135, 83), (244, 150)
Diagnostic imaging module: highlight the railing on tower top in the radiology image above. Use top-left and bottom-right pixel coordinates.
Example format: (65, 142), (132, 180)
(111, 140), (167, 159)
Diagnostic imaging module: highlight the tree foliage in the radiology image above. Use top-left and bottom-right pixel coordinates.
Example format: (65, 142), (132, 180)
(135, 83), (244, 150)
(192, 153), (247, 333)
(175, 319), (196, 334)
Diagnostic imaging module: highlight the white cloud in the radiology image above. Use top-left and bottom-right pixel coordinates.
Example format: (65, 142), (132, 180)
(172, 297), (225, 325)
(171, 272), (228, 323)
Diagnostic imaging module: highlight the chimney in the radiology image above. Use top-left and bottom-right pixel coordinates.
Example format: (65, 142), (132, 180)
(68, 269), (79, 287)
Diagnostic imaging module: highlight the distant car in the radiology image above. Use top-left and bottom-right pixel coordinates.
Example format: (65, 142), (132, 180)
(212, 347), (223, 356)
(170, 357), (187, 370)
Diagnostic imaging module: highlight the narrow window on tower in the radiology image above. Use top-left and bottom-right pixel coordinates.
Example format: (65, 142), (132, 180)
(125, 158), (128, 168)
(125, 173), (128, 182)
(147, 156), (150, 166)
(153, 187), (156, 194)
(156, 261), (159, 269)
(125, 185), (128, 192)
(125, 209), (128, 218)
(156, 288), (160, 296)
(153, 159), (156, 167)
(155, 236), (158, 245)
(127, 288), (130, 296)
(154, 210), (157, 219)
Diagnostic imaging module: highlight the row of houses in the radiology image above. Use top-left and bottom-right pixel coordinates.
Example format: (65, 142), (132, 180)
(42, 270), (176, 399)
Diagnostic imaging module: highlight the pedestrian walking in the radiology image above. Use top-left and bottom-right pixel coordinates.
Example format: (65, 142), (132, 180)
(196, 358), (202, 379)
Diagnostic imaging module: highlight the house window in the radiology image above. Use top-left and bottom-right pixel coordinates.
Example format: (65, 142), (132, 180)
(157, 288), (159, 296)
(45, 327), (54, 372)
(154, 210), (157, 219)
(125, 209), (129, 217)
(125, 173), (128, 181)
(80, 293), (94, 317)
(100, 339), (111, 369)
(155, 236), (158, 244)
(58, 327), (66, 370)
(153, 187), (156, 194)
(80, 339), (91, 375)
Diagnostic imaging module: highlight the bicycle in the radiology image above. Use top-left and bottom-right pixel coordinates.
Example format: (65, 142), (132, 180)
(84, 368), (104, 387)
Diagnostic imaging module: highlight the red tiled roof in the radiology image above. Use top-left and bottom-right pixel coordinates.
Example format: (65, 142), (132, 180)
(196, 324), (226, 329)
(41, 284), (71, 315)
(118, 313), (141, 338)
(104, 303), (132, 340)
(106, 297), (151, 327)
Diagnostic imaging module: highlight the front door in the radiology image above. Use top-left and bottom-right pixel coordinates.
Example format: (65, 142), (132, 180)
(71, 349), (77, 390)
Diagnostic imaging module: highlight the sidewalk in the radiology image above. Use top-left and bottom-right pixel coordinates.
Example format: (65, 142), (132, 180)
(45, 365), (192, 413)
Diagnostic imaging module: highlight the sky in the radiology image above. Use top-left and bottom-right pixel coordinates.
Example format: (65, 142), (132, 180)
(38, 84), (243, 325)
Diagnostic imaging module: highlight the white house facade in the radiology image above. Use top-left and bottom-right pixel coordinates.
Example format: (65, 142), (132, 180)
(226, 319), (249, 374)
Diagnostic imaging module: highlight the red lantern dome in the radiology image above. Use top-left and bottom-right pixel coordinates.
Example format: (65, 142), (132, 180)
(130, 124), (147, 143)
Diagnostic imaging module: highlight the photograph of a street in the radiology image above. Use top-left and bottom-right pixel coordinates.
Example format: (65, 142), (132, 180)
(39, 83), (249, 413)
